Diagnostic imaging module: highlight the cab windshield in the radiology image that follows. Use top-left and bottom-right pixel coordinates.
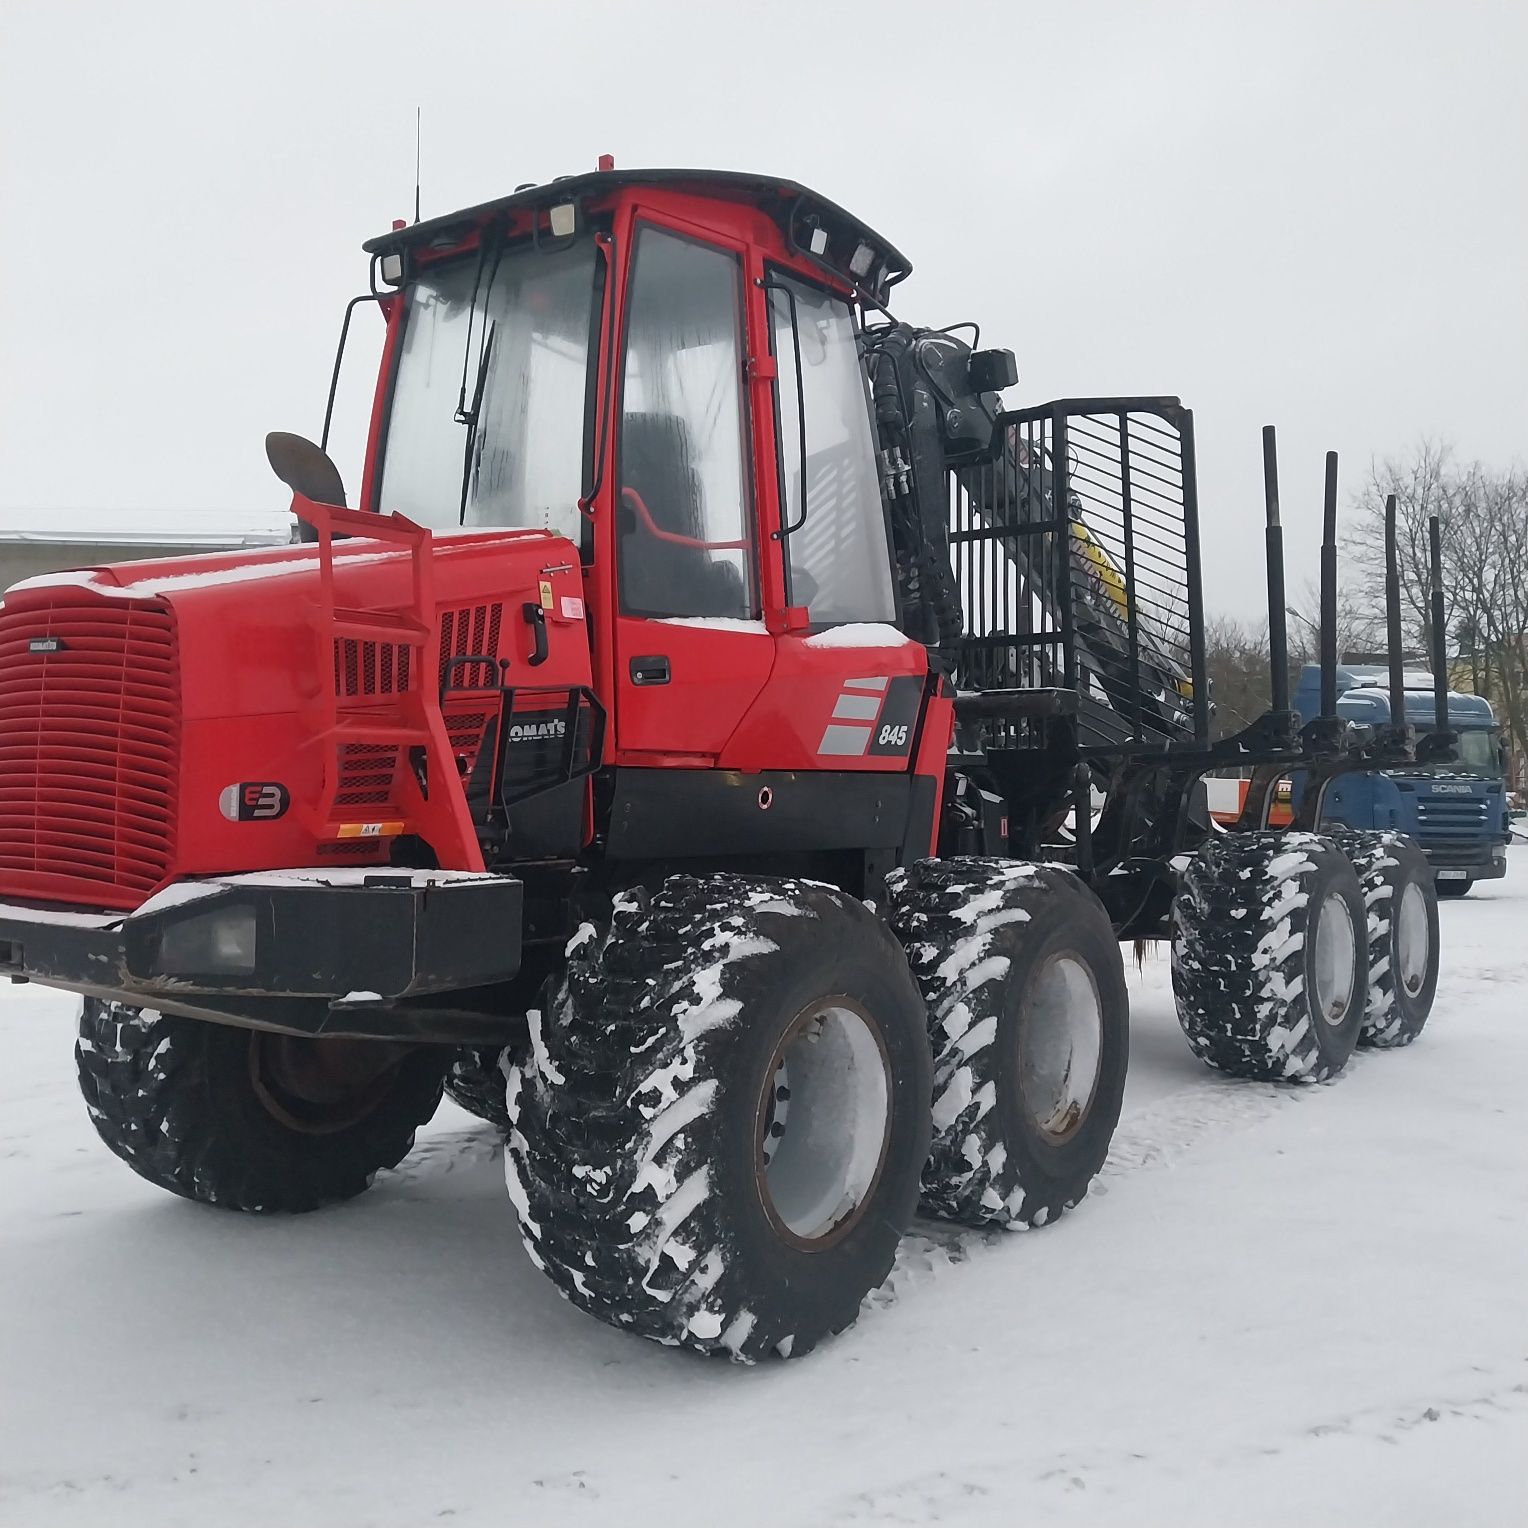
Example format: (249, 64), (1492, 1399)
(377, 239), (597, 539)
(1421, 726), (1502, 778)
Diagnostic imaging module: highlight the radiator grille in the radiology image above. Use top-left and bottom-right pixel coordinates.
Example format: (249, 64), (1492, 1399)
(333, 743), (402, 809)
(1414, 795), (1490, 841)
(334, 638), (412, 699)
(0, 596), (179, 909)
(439, 603), (504, 689)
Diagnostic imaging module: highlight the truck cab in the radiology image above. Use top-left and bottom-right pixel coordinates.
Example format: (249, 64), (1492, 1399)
(1292, 663), (1510, 894)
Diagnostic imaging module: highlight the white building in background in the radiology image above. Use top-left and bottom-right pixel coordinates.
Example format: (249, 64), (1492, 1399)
(0, 527), (290, 592)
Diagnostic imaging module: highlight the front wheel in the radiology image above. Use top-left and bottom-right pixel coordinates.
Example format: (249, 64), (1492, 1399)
(77, 1000), (449, 1211)
(505, 874), (932, 1361)
(1434, 878), (1472, 899)
(445, 1046), (512, 1133)
(887, 858), (1129, 1230)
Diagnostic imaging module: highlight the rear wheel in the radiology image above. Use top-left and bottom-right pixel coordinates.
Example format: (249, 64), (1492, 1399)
(887, 858), (1129, 1229)
(76, 1000), (448, 1211)
(1172, 832), (1367, 1083)
(445, 1046), (512, 1133)
(504, 874), (932, 1360)
(1335, 831), (1440, 1048)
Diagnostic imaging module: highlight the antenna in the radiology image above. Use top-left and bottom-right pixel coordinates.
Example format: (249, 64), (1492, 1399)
(414, 107), (422, 225)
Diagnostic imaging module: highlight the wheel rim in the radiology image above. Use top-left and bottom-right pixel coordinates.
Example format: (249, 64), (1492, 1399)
(249, 1033), (410, 1135)
(756, 999), (892, 1249)
(1020, 954), (1103, 1142)
(1312, 890), (1358, 1025)
(1395, 880), (1430, 997)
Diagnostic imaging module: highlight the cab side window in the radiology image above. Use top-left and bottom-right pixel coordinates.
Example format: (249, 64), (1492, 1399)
(769, 275), (896, 625)
(618, 228), (755, 620)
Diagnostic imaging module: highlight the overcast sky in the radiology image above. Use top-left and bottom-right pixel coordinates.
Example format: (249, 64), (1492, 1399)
(1, 0), (1523, 612)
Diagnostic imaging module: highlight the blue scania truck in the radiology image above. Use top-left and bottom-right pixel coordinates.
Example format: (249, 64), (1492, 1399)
(1293, 663), (1510, 896)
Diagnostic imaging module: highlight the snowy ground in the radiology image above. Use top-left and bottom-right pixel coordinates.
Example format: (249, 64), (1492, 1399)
(2, 859), (1524, 1527)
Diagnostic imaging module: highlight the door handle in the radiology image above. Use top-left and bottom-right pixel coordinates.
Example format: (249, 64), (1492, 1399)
(629, 655), (670, 686)
(522, 602), (549, 666)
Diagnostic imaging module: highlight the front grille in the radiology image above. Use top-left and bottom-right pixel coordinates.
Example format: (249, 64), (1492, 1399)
(1414, 796), (1490, 842)
(0, 596), (179, 909)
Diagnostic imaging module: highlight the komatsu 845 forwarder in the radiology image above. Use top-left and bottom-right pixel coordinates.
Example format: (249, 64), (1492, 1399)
(0, 163), (1448, 1359)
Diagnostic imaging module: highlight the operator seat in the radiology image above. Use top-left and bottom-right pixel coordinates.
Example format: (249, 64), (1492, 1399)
(618, 413), (747, 619)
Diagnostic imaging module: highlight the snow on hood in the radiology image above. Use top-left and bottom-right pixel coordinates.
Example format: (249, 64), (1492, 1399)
(802, 623), (914, 649)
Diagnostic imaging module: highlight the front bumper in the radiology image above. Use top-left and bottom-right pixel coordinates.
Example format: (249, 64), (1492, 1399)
(0, 869), (523, 1040)
(1426, 841), (1509, 883)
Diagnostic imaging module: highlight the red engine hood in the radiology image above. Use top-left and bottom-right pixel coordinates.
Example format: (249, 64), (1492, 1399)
(0, 527), (592, 909)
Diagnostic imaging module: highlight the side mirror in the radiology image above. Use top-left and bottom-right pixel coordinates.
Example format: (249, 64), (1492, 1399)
(265, 432), (347, 510)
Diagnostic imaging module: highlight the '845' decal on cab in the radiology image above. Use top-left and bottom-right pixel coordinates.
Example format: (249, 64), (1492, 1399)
(816, 677), (922, 759)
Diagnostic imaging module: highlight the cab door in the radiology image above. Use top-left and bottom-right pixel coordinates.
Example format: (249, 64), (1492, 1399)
(610, 218), (775, 761)
(718, 268), (926, 773)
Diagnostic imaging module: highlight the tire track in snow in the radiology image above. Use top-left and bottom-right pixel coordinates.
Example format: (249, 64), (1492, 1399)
(386, 1123), (503, 1184)
(816, 1376), (1528, 1526)
(875, 1071), (1317, 1306)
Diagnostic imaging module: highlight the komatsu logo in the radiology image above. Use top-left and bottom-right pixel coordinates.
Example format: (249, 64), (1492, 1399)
(506, 719), (567, 743)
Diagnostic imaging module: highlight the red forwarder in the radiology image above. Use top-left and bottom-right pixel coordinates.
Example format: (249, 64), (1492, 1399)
(0, 164), (1443, 1360)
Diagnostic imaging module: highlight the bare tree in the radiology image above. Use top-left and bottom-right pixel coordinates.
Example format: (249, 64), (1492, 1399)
(1345, 443), (1528, 784)
(1344, 440), (1457, 657)
(1203, 614), (1274, 739)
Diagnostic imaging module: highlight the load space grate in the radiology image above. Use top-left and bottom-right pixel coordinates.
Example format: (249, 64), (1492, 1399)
(950, 400), (1205, 753)
(0, 596), (179, 909)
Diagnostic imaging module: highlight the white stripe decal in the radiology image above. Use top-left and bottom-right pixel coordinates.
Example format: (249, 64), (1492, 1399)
(818, 723), (873, 756)
(843, 676), (889, 692)
(832, 693), (882, 721)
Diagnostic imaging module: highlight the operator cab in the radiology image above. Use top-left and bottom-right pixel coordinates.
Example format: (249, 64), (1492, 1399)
(338, 166), (946, 767)
(359, 167), (908, 628)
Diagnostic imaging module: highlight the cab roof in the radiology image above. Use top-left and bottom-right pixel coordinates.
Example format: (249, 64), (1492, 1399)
(361, 166), (913, 305)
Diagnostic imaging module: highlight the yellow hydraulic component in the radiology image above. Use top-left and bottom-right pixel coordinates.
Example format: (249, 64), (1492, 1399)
(1069, 518), (1130, 621)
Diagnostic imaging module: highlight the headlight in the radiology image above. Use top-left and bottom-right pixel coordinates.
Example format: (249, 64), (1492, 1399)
(153, 905), (257, 976)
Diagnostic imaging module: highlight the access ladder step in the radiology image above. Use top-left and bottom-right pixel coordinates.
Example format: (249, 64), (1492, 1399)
(331, 607), (432, 643)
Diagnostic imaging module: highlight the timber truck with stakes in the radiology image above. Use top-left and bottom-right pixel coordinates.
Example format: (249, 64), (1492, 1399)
(0, 162), (1453, 1360)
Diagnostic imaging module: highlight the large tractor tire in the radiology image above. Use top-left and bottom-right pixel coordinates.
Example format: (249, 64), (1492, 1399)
(504, 874), (932, 1361)
(886, 858), (1129, 1230)
(1172, 832), (1367, 1083)
(76, 999), (449, 1212)
(445, 1046), (512, 1133)
(1333, 830), (1440, 1048)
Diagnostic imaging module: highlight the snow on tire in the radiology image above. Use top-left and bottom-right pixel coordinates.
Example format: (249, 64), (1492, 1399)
(75, 999), (449, 1212)
(886, 858), (1129, 1230)
(1332, 830), (1440, 1048)
(1172, 831), (1367, 1083)
(503, 874), (932, 1361)
(445, 1046), (512, 1133)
